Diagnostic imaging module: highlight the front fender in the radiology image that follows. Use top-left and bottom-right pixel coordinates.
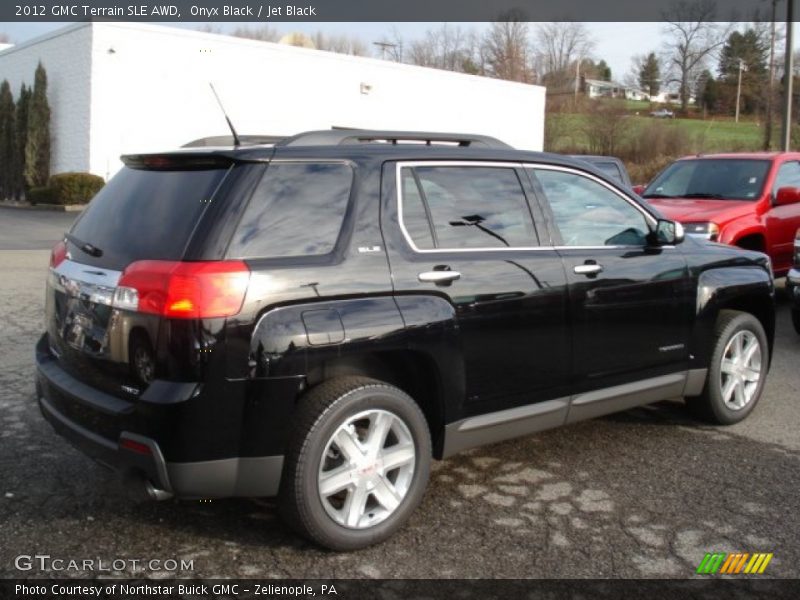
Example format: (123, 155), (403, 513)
(690, 266), (775, 370)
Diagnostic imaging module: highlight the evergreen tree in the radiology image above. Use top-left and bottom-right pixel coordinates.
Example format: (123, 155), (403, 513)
(717, 29), (768, 115)
(24, 62), (50, 189)
(638, 52), (661, 96)
(14, 84), (30, 199)
(0, 80), (15, 200)
(596, 59), (612, 81)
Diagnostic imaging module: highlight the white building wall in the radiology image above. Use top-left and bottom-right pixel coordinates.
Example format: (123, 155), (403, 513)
(90, 23), (545, 178)
(2, 22), (546, 181)
(0, 25), (93, 174)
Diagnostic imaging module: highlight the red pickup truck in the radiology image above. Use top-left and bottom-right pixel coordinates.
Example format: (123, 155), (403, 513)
(636, 152), (800, 276)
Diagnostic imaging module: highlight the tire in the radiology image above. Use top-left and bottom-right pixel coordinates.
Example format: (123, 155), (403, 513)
(792, 308), (800, 335)
(279, 376), (432, 550)
(687, 310), (769, 425)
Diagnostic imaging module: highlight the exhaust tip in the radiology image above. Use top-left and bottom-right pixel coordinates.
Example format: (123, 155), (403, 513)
(145, 480), (174, 501)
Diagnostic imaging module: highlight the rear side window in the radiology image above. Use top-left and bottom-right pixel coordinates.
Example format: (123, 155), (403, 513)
(69, 166), (228, 271)
(399, 166), (536, 250)
(229, 162), (353, 259)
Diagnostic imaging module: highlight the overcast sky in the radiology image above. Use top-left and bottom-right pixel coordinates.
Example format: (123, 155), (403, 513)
(0, 21), (780, 85)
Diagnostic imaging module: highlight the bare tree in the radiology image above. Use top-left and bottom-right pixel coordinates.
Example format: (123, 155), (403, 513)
(661, 0), (730, 113)
(312, 32), (369, 56)
(483, 19), (535, 83)
(231, 25), (282, 43)
(534, 22), (594, 89)
(407, 24), (479, 73)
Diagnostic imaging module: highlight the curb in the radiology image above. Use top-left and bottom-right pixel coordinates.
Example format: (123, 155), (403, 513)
(0, 202), (86, 212)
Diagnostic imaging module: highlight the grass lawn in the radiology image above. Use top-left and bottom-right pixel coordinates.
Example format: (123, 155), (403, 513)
(547, 113), (765, 154)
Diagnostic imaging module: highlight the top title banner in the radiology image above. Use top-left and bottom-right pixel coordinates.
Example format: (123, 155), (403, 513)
(2, 0), (791, 22)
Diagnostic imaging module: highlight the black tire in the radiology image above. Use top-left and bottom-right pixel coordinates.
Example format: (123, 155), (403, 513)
(278, 376), (431, 551)
(687, 310), (769, 425)
(792, 308), (800, 335)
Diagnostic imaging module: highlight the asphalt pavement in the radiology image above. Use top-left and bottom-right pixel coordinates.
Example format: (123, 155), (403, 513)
(0, 208), (798, 579)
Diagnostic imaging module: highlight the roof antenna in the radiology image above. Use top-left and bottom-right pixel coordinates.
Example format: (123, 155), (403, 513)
(209, 82), (241, 147)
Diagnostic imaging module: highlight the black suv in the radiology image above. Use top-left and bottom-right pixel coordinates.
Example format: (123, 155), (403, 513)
(36, 130), (775, 550)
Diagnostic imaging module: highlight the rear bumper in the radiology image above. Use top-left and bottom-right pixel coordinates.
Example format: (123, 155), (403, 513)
(35, 334), (284, 498)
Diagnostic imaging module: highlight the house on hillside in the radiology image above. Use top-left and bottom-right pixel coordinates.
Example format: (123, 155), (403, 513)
(582, 78), (649, 102)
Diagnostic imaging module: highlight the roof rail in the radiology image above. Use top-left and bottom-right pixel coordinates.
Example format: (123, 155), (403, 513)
(277, 129), (512, 149)
(182, 134), (287, 148)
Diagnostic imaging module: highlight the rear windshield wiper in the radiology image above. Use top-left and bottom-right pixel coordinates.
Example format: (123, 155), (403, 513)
(65, 233), (103, 257)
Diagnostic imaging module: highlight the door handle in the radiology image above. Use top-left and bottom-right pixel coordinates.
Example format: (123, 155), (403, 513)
(573, 263), (603, 275)
(418, 270), (461, 284)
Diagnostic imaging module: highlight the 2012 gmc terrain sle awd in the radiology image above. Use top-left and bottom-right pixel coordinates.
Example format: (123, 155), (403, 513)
(36, 130), (775, 550)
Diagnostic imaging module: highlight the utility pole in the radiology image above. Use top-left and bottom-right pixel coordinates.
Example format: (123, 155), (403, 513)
(764, 0), (778, 149)
(574, 56), (581, 106)
(782, 0), (795, 151)
(735, 59), (747, 123)
(372, 41), (397, 61)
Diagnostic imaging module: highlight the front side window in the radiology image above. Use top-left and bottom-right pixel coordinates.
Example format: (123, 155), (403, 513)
(533, 169), (650, 247)
(399, 166), (536, 250)
(229, 162), (353, 259)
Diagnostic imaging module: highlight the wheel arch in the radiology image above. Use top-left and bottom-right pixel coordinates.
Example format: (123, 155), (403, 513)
(692, 267), (775, 369)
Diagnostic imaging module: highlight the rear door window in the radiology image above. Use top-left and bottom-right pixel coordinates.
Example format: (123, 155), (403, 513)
(229, 162), (353, 259)
(399, 166), (537, 250)
(68, 165), (229, 271)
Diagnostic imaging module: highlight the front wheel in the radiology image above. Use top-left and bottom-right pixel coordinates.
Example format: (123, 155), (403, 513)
(279, 377), (431, 550)
(687, 310), (769, 425)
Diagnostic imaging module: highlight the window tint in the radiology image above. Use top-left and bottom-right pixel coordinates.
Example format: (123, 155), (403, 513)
(69, 166), (228, 271)
(230, 163), (353, 258)
(400, 166), (535, 249)
(773, 161), (800, 194)
(534, 169), (650, 247)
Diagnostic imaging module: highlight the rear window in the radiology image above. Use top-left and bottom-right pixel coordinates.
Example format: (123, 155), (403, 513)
(69, 166), (228, 270)
(228, 162), (353, 259)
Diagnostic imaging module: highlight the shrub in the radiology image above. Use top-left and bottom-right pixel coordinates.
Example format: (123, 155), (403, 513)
(27, 186), (55, 205)
(47, 172), (104, 205)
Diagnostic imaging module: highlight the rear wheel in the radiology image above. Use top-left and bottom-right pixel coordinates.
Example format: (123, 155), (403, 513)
(687, 310), (769, 424)
(792, 308), (800, 335)
(279, 377), (431, 550)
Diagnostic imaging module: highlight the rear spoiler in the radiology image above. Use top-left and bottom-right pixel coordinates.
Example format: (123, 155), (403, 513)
(120, 153), (239, 171)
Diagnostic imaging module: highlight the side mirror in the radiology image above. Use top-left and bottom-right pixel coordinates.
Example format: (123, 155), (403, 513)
(632, 184), (646, 195)
(654, 219), (684, 246)
(775, 186), (800, 206)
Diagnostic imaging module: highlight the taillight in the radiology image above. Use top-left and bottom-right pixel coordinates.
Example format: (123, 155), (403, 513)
(114, 260), (250, 319)
(50, 240), (67, 269)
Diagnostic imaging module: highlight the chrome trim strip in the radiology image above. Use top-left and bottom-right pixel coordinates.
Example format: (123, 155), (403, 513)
(395, 161), (542, 254)
(524, 163), (658, 227)
(395, 161), (665, 255)
(456, 398), (568, 432)
(51, 259), (121, 306)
